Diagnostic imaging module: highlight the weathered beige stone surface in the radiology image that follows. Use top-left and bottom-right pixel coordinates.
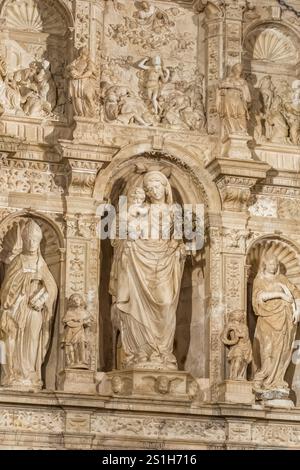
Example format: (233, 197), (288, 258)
(0, 0), (299, 450)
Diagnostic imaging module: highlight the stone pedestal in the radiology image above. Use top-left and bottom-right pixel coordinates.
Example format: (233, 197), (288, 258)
(73, 116), (99, 143)
(97, 369), (196, 400)
(255, 389), (294, 409)
(58, 369), (96, 394)
(218, 380), (255, 405)
(221, 134), (253, 160)
(206, 157), (270, 212)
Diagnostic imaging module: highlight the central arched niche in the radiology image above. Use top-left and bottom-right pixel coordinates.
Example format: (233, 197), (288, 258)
(98, 153), (210, 379)
(246, 236), (300, 403)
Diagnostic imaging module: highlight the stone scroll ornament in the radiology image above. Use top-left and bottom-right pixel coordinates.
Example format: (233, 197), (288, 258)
(252, 254), (300, 402)
(0, 220), (58, 391)
(109, 170), (188, 371)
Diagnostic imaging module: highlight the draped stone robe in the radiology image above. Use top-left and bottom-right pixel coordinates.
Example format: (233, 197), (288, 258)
(0, 252), (57, 388)
(252, 272), (300, 391)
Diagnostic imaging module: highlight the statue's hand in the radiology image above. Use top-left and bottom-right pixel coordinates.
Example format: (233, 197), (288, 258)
(29, 297), (45, 312)
(293, 309), (300, 325)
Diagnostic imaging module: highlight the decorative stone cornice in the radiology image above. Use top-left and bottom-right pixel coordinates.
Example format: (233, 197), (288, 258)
(206, 158), (270, 211)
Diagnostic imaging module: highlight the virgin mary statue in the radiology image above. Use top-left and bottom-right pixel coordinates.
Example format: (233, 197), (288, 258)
(109, 170), (186, 370)
(0, 219), (58, 390)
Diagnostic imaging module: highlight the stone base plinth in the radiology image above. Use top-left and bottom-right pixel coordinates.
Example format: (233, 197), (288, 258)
(73, 116), (99, 143)
(58, 369), (96, 394)
(218, 380), (254, 405)
(221, 134), (253, 160)
(97, 369), (196, 400)
(255, 388), (294, 409)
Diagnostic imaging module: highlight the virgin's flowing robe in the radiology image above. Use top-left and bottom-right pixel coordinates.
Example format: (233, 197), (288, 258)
(110, 236), (186, 369)
(0, 253), (57, 388)
(252, 273), (300, 390)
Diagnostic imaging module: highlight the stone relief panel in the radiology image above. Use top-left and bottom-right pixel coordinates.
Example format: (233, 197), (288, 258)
(91, 414), (226, 443)
(243, 22), (300, 144)
(0, 408), (64, 433)
(101, 0), (206, 132)
(0, 0), (71, 120)
(0, 158), (65, 194)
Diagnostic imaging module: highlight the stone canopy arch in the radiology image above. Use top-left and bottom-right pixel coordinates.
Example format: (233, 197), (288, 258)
(0, 0), (74, 31)
(243, 20), (300, 77)
(93, 142), (222, 213)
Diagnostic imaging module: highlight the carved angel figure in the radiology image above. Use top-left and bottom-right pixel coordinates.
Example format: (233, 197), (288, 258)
(221, 310), (252, 380)
(0, 219), (57, 390)
(138, 56), (170, 115)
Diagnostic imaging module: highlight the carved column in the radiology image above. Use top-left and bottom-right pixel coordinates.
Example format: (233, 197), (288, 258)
(207, 222), (224, 400)
(74, 0), (104, 60)
(202, 2), (224, 134)
(206, 157), (269, 402)
(224, 0), (246, 68)
(56, 142), (105, 393)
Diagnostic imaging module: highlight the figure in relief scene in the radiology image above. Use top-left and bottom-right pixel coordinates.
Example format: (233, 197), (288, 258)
(258, 75), (275, 141)
(252, 254), (300, 397)
(284, 80), (300, 146)
(0, 56), (7, 115)
(127, 187), (149, 240)
(217, 63), (251, 137)
(221, 310), (252, 380)
(62, 294), (90, 369)
(138, 56), (170, 115)
(134, 1), (176, 31)
(66, 47), (97, 118)
(267, 95), (290, 144)
(103, 85), (153, 126)
(0, 220), (58, 390)
(109, 171), (186, 370)
(35, 60), (57, 114)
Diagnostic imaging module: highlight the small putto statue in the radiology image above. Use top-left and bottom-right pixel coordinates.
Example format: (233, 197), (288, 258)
(62, 294), (91, 369)
(221, 309), (252, 381)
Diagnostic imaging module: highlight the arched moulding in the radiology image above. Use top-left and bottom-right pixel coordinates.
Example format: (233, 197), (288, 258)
(0, 210), (64, 271)
(104, 155), (205, 210)
(93, 142), (221, 214)
(246, 235), (300, 287)
(0, 0), (74, 33)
